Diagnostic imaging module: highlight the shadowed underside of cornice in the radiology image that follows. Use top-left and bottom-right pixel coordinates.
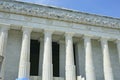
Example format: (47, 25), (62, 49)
(0, 0), (120, 29)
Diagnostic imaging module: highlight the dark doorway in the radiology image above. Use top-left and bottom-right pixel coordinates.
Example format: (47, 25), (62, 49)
(30, 40), (60, 76)
(73, 44), (76, 65)
(30, 40), (40, 76)
(52, 42), (59, 77)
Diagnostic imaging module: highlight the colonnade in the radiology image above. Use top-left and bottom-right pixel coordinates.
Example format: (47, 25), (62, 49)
(0, 26), (120, 80)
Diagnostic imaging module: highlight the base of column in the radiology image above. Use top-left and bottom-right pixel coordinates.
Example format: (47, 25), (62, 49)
(16, 78), (29, 80)
(86, 66), (96, 80)
(42, 64), (53, 80)
(66, 65), (76, 80)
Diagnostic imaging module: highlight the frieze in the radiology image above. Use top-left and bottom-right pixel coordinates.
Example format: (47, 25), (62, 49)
(0, 0), (120, 29)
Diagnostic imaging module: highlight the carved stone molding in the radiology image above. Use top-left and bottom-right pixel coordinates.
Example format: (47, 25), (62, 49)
(0, 0), (120, 29)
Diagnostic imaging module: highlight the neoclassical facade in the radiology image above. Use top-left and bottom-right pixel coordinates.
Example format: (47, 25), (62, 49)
(0, 0), (120, 80)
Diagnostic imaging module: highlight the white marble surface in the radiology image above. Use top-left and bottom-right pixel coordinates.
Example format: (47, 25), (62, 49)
(0, 0), (120, 29)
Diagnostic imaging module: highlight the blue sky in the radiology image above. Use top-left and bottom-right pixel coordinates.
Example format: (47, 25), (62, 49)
(20, 0), (120, 18)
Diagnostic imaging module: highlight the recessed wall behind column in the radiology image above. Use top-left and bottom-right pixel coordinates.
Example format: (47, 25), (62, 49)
(108, 41), (120, 80)
(75, 39), (85, 77)
(92, 40), (104, 80)
(92, 40), (120, 80)
(75, 39), (120, 80)
(4, 30), (22, 80)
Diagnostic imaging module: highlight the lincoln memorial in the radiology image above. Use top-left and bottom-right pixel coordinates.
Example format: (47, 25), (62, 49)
(0, 0), (120, 80)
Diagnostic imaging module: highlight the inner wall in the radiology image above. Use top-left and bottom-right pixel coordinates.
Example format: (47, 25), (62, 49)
(28, 39), (120, 80)
(30, 41), (60, 77)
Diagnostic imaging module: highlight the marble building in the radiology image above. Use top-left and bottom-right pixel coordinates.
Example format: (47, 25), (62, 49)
(0, 0), (120, 80)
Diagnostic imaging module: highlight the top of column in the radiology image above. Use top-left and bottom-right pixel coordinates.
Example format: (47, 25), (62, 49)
(100, 36), (111, 42)
(83, 34), (95, 40)
(115, 38), (120, 43)
(44, 29), (54, 34)
(65, 32), (75, 37)
(0, 23), (10, 31)
(22, 27), (33, 33)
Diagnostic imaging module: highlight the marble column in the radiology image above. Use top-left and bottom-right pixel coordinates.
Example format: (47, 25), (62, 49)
(0, 25), (9, 80)
(16, 27), (32, 80)
(42, 30), (53, 80)
(116, 40), (120, 63)
(59, 40), (65, 78)
(84, 36), (96, 80)
(101, 38), (114, 80)
(65, 32), (76, 80)
(38, 39), (44, 76)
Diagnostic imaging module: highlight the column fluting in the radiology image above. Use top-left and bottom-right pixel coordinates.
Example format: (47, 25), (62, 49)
(42, 30), (53, 80)
(16, 27), (32, 80)
(65, 32), (76, 80)
(84, 36), (96, 80)
(116, 40), (120, 63)
(0, 25), (9, 79)
(101, 38), (114, 80)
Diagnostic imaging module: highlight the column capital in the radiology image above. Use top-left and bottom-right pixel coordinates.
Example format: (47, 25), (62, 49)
(100, 35), (112, 40)
(115, 38), (120, 43)
(65, 32), (75, 37)
(83, 34), (94, 40)
(100, 36), (110, 43)
(44, 29), (54, 35)
(22, 27), (32, 33)
(0, 24), (10, 31)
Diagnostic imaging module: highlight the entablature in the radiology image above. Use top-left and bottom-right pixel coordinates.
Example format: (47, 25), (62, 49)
(0, 1), (119, 42)
(0, 0), (120, 29)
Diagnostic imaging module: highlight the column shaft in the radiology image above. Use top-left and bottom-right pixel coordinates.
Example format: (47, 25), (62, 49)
(42, 30), (53, 80)
(0, 26), (9, 80)
(17, 28), (32, 80)
(101, 38), (114, 80)
(84, 36), (96, 80)
(0, 27), (9, 56)
(116, 40), (120, 63)
(65, 33), (76, 80)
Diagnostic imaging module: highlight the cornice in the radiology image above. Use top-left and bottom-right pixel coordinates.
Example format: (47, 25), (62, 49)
(0, 0), (120, 29)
